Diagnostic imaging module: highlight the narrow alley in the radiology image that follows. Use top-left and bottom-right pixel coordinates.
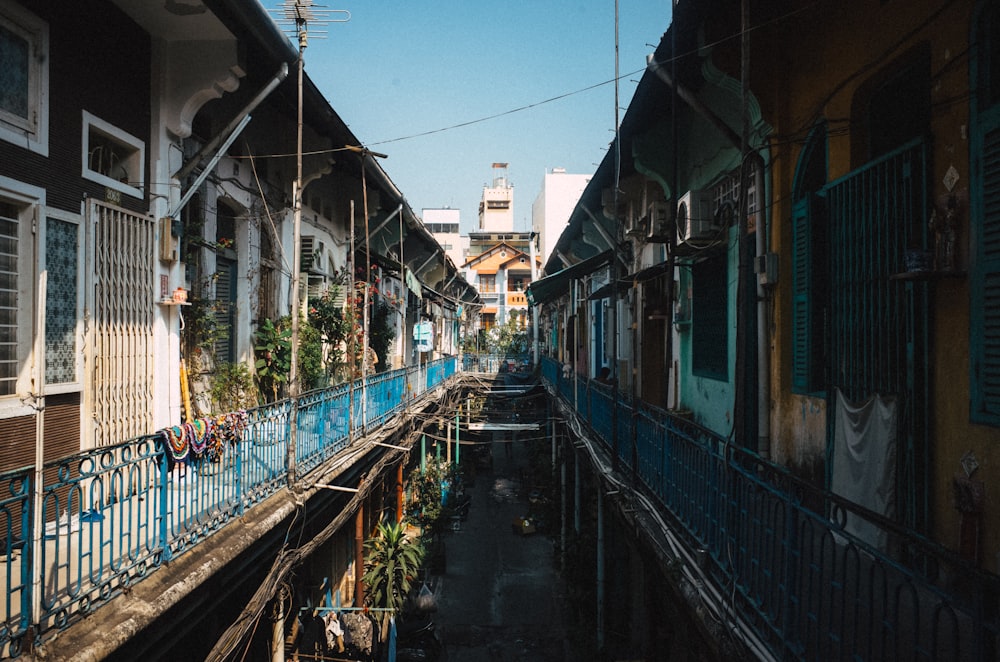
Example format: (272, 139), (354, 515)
(430, 427), (569, 661)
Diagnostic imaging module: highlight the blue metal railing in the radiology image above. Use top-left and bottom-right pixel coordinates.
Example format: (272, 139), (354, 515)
(541, 355), (1000, 662)
(0, 357), (455, 656)
(462, 353), (531, 373)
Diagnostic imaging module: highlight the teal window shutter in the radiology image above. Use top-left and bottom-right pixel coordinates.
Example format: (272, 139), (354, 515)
(791, 193), (828, 394)
(972, 122), (1000, 422)
(791, 197), (812, 392)
(971, 3), (1000, 425)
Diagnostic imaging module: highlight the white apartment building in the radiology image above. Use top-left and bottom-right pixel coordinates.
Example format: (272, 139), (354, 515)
(422, 207), (466, 269)
(478, 162), (514, 232)
(531, 167), (590, 264)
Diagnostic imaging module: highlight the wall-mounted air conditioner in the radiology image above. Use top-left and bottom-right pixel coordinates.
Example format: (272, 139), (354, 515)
(300, 236), (324, 273)
(676, 190), (716, 244)
(601, 186), (624, 219)
(646, 201), (672, 240)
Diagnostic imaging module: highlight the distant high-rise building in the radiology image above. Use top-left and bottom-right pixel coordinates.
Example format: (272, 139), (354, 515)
(422, 207), (466, 269)
(466, 162), (539, 333)
(478, 162), (514, 232)
(531, 167), (590, 264)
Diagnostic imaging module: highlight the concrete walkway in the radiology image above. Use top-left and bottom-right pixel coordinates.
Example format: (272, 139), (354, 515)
(429, 431), (570, 661)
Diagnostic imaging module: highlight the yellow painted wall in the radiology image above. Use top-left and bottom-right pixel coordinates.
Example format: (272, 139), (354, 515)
(752, 0), (993, 565)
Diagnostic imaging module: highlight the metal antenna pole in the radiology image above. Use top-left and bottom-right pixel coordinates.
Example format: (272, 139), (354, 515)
(286, 10), (306, 486)
(272, 1), (348, 486)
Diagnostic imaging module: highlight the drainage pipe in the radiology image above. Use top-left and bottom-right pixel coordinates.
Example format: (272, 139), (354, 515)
(646, 56), (741, 151)
(752, 152), (770, 458)
(173, 63), (289, 186)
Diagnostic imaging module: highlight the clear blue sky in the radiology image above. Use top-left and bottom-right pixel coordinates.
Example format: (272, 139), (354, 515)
(265, 1), (673, 234)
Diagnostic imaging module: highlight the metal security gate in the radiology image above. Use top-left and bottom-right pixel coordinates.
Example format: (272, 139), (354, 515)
(823, 137), (931, 532)
(87, 199), (155, 447)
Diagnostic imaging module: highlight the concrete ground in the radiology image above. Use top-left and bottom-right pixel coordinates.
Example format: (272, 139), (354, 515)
(428, 431), (571, 661)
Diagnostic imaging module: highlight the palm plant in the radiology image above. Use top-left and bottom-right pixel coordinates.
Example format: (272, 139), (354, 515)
(362, 519), (426, 639)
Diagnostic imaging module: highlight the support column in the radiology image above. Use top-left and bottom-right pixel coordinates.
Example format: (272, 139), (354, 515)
(597, 487), (605, 650)
(574, 451), (581, 535)
(550, 410), (556, 476)
(396, 463), (404, 523)
(560, 438), (567, 571)
(355, 490), (365, 606)
(271, 584), (287, 662)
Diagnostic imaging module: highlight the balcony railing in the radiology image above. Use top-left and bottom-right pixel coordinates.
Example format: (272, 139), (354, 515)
(542, 356), (1000, 661)
(0, 357), (455, 656)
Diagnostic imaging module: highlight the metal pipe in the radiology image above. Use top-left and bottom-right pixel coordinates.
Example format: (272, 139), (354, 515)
(753, 152), (770, 458)
(530, 231), (539, 367)
(30, 271), (46, 627)
(170, 114), (252, 221)
(173, 63), (289, 183)
(646, 55), (742, 150)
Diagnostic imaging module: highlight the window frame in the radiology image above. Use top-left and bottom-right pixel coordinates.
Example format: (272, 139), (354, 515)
(81, 110), (145, 199)
(0, 0), (49, 156)
(479, 274), (496, 293)
(0, 176), (43, 418)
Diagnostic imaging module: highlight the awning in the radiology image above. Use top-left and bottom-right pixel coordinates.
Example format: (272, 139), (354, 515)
(588, 260), (672, 300)
(405, 268), (422, 297)
(526, 250), (613, 306)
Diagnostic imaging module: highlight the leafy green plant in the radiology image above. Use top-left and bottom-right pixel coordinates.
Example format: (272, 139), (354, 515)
(254, 317), (291, 402)
(209, 361), (258, 412)
(363, 519), (426, 638)
(368, 298), (396, 373)
(182, 296), (228, 355)
(406, 457), (458, 537)
(298, 320), (326, 391)
(310, 287), (352, 356)
(483, 318), (529, 356)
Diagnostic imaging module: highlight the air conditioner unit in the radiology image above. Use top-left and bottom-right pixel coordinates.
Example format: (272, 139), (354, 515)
(300, 236), (324, 273)
(676, 190), (716, 244)
(601, 187), (624, 218)
(646, 201), (672, 240)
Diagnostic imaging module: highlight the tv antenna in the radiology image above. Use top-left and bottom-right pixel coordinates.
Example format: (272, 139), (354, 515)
(271, 1), (350, 47)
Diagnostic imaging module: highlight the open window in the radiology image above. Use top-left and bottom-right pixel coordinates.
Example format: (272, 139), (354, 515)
(82, 111), (145, 199)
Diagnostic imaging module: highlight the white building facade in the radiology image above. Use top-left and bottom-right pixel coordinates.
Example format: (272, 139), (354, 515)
(478, 162), (514, 232)
(531, 167), (590, 264)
